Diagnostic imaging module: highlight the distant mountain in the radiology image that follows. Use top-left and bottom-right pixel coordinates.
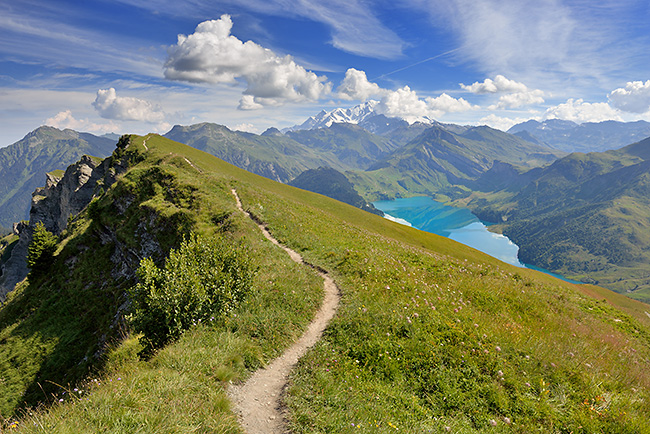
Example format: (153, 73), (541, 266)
(101, 132), (121, 141)
(286, 123), (400, 170)
(164, 121), (413, 184)
(283, 100), (435, 134)
(466, 137), (650, 300)
(289, 167), (382, 215)
(164, 123), (341, 182)
(0, 126), (115, 228)
(508, 119), (650, 153)
(283, 101), (381, 132)
(350, 125), (562, 200)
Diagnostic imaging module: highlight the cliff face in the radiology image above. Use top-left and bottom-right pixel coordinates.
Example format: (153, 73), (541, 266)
(0, 154), (124, 301)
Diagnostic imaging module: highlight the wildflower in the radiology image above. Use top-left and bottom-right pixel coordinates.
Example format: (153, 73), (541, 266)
(489, 419), (497, 426)
(495, 346), (501, 352)
(503, 417), (511, 425)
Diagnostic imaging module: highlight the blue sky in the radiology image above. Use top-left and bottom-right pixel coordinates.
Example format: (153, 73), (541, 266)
(1, 0), (650, 146)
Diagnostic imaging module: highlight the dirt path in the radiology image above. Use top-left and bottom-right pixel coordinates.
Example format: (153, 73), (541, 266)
(229, 189), (340, 434)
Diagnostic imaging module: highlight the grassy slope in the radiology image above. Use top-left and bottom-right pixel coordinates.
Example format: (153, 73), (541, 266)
(0, 135), (324, 429)
(350, 126), (561, 202)
(4, 134), (650, 432)
(465, 139), (650, 300)
(164, 122), (342, 182)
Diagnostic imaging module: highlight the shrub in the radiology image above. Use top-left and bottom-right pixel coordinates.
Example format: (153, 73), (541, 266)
(127, 233), (255, 357)
(27, 221), (57, 277)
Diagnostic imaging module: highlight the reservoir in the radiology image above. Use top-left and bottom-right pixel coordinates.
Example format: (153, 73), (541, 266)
(373, 196), (582, 283)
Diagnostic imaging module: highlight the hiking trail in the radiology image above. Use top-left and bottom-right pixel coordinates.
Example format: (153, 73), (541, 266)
(229, 188), (340, 434)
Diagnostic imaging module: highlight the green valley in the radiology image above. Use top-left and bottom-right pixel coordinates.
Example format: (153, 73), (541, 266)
(1, 134), (649, 433)
(462, 137), (650, 301)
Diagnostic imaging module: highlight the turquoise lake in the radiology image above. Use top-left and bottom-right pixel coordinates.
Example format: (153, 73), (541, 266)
(373, 196), (582, 283)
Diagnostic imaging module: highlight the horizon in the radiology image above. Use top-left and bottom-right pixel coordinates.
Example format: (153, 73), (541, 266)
(2, 0), (650, 146)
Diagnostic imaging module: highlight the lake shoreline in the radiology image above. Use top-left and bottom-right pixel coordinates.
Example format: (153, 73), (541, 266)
(374, 196), (583, 285)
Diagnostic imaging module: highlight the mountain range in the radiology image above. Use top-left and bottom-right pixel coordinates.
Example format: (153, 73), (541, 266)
(2, 107), (650, 298)
(463, 136), (650, 301)
(509, 119), (650, 153)
(1, 134), (649, 431)
(0, 127), (115, 229)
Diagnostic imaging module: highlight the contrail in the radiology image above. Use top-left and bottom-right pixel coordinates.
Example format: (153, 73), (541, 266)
(372, 47), (460, 81)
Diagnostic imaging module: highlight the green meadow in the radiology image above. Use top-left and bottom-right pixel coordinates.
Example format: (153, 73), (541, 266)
(2, 134), (649, 432)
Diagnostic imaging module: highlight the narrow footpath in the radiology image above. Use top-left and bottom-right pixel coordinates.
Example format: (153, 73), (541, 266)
(229, 189), (340, 434)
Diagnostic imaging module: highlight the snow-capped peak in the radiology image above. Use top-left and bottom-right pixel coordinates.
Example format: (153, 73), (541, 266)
(283, 101), (381, 132)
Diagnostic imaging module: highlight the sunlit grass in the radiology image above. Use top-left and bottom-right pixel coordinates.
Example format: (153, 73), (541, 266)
(3, 134), (649, 433)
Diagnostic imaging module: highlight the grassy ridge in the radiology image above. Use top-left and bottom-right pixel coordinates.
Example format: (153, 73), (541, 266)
(236, 172), (650, 432)
(3, 134), (650, 432)
(0, 135), (324, 429)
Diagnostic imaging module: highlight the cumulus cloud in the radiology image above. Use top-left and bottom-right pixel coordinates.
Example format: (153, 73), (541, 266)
(478, 114), (530, 131)
(45, 110), (119, 134)
(543, 98), (622, 123)
(376, 86), (431, 121)
(164, 15), (331, 109)
(233, 123), (259, 133)
(337, 68), (476, 122)
(460, 75), (528, 94)
(426, 93), (476, 113)
(488, 89), (545, 109)
(376, 86), (477, 122)
(608, 80), (650, 113)
(93, 88), (166, 122)
(337, 68), (386, 101)
(461, 75), (544, 109)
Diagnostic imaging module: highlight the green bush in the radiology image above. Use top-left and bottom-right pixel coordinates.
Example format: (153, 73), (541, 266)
(27, 221), (57, 277)
(127, 233), (255, 357)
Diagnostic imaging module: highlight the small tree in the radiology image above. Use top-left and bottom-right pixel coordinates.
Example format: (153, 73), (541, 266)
(27, 221), (58, 278)
(127, 233), (255, 357)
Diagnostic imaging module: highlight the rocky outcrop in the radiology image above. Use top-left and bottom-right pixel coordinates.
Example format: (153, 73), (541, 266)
(0, 152), (126, 301)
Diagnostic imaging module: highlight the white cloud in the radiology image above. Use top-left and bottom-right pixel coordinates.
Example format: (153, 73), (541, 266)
(337, 68), (386, 101)
(164, 15), (331, 109)
(238, 95), (265, 111)
(543, 98), (622, 123)
(376, 86), (431, 122)
(337, 69), (476, 122)
(478, 114), (529, 131)
(426, 93), (476, 113)
(115, 0), (404, 60)
(376, 86), (477, 122)
(92, 88), (166, 123)
(608, 80), (650, 113)
(45, 110), (120, 134)
(488, 89), (545, 109)
(460, 75), (544, 109)
(233, 123), (259, 133)
(460, 75), (528, 94)
(417, 0), (637, 93)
